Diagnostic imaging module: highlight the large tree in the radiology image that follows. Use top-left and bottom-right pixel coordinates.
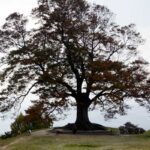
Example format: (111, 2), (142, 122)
(0, 0), (150, 130)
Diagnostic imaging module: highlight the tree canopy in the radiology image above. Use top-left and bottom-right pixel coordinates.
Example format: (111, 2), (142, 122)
(0, 0), (150, 130)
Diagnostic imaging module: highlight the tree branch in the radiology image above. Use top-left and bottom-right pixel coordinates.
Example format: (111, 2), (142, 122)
(15, 82), (38, 110)
(57, 80), (76, 97)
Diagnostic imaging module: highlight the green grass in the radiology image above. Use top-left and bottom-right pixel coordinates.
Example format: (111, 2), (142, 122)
(0, 136), (19, 147)
(106, 127), (120, 134)
(65, 143), (100, 148)
(143, 130), (150, 137)
(1, 134), (150, 150)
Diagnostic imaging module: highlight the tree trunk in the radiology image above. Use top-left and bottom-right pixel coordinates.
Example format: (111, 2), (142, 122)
(57, 93), (106, 131)
(74, 93), (105, 130)
(73, 101), (106, 131)
(75, 102), (91, 130)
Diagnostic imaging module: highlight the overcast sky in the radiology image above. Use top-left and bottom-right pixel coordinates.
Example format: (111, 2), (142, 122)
(90, 0), (150, 62)
(0, 0), (150, 134)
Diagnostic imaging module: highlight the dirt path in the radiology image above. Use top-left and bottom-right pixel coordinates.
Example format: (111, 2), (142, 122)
(0, 137), (24, 150)
(31, 129), (50, 136)
(0, 129), (50, 149)
(0, 129), (53, 150)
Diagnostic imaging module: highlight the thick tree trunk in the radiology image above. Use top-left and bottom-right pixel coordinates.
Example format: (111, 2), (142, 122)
(73, 93), (106, 130)
(55, 94), (106, 131)
(75, 102), (90, 129)
(74, 102), (105, 130)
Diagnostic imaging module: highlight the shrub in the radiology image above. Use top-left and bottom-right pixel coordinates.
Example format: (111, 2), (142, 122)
(119, 122), (145, 134)
(0, 132), (13, 139)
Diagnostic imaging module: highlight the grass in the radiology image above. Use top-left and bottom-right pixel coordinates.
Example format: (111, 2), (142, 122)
(143, 130), (150, 137)
(106, 127), (120, 134)
(1, 133), (150, 150)
(0, 136), (19, 147)
(65, 143), (100, 148)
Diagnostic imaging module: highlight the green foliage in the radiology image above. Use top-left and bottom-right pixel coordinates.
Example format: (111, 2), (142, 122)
(0, 132), (13, 139)
(11, 113), (27, 135)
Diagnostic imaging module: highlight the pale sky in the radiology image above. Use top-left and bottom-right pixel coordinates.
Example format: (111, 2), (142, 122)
(0, 0), (150, 134)
(90, 0), (150, 62)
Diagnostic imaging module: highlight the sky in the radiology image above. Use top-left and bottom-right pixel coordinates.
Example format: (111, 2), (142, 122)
(91, 0), (150, 62)
(0, 0), (150, 135)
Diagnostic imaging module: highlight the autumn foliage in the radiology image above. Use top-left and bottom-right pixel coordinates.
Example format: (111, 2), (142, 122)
(11, 101), (53, 135)
(0, 0), (150, 130)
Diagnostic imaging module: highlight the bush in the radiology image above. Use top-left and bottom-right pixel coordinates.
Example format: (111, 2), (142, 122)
(119, 122), (145, 135)
(0, 131), (13, 139)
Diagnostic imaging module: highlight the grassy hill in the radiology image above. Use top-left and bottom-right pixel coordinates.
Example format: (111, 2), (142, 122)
(0, 130), (150, 150)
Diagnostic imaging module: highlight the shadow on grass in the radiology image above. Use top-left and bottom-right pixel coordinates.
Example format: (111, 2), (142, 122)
(65, 143), (101, 148)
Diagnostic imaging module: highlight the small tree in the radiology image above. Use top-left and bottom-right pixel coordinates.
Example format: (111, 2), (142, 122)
(11, 101), (53, 135)
(24, 100), (54, 129)
(11, 113), (26, 135)
(0, 0), (150, 130)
